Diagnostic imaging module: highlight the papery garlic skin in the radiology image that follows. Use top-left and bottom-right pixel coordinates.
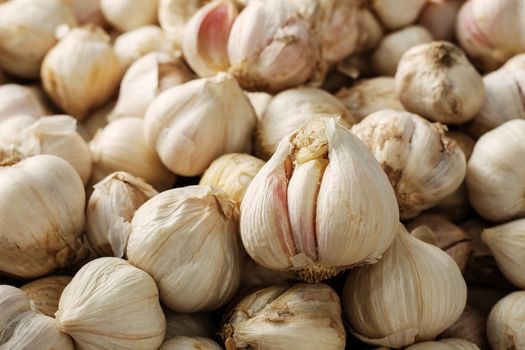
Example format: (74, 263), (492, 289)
(56, 257), (165, 350)
(144, 72), (256, 176)
(100, 0), (158, 32)
(158, 0), (210, 48)
(164, 310), (215, 340)
(127, 186), (243, 312)
(343, 225), (467, 348)
(371, 0), (427, 30)
(418, 0), (462, 41)
(114, 26), (171, 70)
(0, 84), (47, 123)
(440, 305), (488, 349)
(160, 337), (222, 350)
(487, 291), (525, 350)
(405, 338), (480, 350)
(20, 276), (72, 317)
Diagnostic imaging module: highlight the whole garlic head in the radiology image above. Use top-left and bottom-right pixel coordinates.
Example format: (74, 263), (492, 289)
(241, 117), (399, 282)
(487, 291), (525, 350)
(160, 337), (222, 350)
(405, 338), (480, 350)
(371, 0), (427, 30)
(20, 276), (72, 317)
(100, 0), (158, 32)
(0, 84), (47, 122)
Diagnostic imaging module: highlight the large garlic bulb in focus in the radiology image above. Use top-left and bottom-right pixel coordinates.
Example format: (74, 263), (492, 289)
(21, 276), (72, 317)
(0, 84), (47, 122)
(100, 0), (158, 32)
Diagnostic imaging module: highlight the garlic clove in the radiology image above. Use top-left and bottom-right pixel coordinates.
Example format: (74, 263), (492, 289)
(486, 291), (525, 350)
(100, 0), (158, 32)
(0, 84), (47, 123)
(158, 0), (210, 48)
(160, 336), (222, 350)
(164, 310), (215, 340)
(355, 8), (384, 52)
(20, 276), (72, 318)
(405, 338), (480, 349)
(371, 0), (427, 30)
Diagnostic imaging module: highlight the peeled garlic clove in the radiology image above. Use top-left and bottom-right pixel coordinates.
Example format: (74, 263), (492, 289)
(240, 255), (300, 291)
(56, 257), (166, 350)
(100, 0), (158, 32)
(440, 305), (488, 349)
(356, 8), (384, 52)
(371, 0), (427, 30)
(41, 26), (122, 120)
(0, 155), (85, 278)
(0, 84), (47, 123)
(255, 87), (355, 160)
(63, 0), (106, 27)
(86, 171), (158, 258)
(90, 117), (176, 191)
(144, 72), (256, 176)
(245, 91), (272, 122)
(223, 283), (346, 350)
(351, 110), (466, 220)
(343, 224), (467, 348)
(127, 186), (243, 312)
(164, 310), (215, 340)
(160, 337), (222, 350)
(241, 117), (399, 282)
(20, 276), (72, 318)
(0, 0), (77, 78)
(405, 338), (480, 349)
(395, 41), (485, 124)
(487, 291), (525, 350)
(158, 0), (210, 48)
(418, 0), (462, 41)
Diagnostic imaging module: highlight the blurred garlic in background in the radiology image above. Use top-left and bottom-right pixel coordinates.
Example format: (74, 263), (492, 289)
(160, 337), (222, 350)
(158, 0), (210, 48)
(418, 0), (462, 41)
(370, 0), (427, 30)
(64, 0), (106, 27)
(355, 8), (384, 52)
(164, 310), (215, 340)
(0, 84), (47, 122)
(486, 291), (525, 350)
(240, 256), (300, 291)
(100, 0), (158, 32)
(20, 276), (72, 317)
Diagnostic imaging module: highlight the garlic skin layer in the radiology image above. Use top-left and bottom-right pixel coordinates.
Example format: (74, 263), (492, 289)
(160, 337), (222, 350)
(343, 225), (467, 348)
(418, 0), (462, 41)
(487, 291), (525, 350)
(0, 84), (47, 122)
(371, 0), (427, 30)
(127, 186), (242, 312)
(20, 276), (72, 317)
(158, 0), (210, 48)
(405, 338), (480, 350)
(100, 0), (158, 32)
(164, 310), (215, 340)
(56, 257), (166, 350)
(241, 117), (399, 282)
(223, 283), (346, 350)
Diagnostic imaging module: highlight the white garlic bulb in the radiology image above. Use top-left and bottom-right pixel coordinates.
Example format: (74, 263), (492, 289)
(371, 0), (427, 30)
(356, 9), (384, 52)
(405, 338), (480, 350)
(418, 0), (462, 41)
(127, 186), (243, 312)
(90, 117), (176, 191)
(158, 0), (209, 48)
(0, 115), (37, 144)
(86, 172), (157, 258)
(100, 0), (158, 32)
(487, 291), (525, 350)
(351, 110), (466, 220)
(241, 117), (399, 282)
(144, 72), (256, 176)
(41, 26), (122, 120)
(343, 224), (467, 348)
(395, 41), (485, 124)
(164, 310), (215, 340)
(0, 84), (47, 122)
(160, 337), (222, 350)
(20, 276), (72, 317)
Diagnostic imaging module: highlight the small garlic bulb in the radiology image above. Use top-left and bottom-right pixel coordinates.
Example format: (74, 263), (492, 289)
(127, 186), (243, 312)
(90, 117), (176, 191)
(372, 26), (433, 76)
(0, 84), (47, 122)
(160, 337), (222, 350)
(355, 9), (384, 52)
(245, 91), (272, 122)
(487, 291), (525, 350)
(63, 0), (106, 27)
(370, 0), (427, 30)
(100, 0), (158, 32)
(0, 0), (77, 78)
(418, 0), (462, 41)
(144, 72), (256, 176)
(158, 0), (210, 48)
(241, 256), (300, 291)
(56, 257), (166, 350)
(86, 172), (158, 258)
(241, 117), (399, 282)
(440, 305), (488, 349)
(20, 276), (72, 317)
(255, 87), (355, 160)
(395, 41), (485, 124)
(41, 26), (122, 120)
(405, 338), (480, 350)
(164, 310), (215, 340)
(343, 224), (467, 348)
(351, 110), (466, 219)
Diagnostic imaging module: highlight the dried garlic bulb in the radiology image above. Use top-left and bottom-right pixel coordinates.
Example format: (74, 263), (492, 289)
(241, 256), (300, 291)
(200, 153), (264, 205)
(41, 26), (122, 120)
(158, 0), (210, 48)
(90, 117), (176, 191)
(405, 338), (480, 350)
(255, 87), (354, 160)
(0, 155), (85, 278)
(63, 0), (106, 27)
(20, 276), (72, 317)
(56, 257), (166, 350)
(351, 110), (466, 219)
(467, 120), (525, 222)
(395, 41), (485, 124)
(440, 305), (488, 349)
(100, 0), (158, 32)
(114, 26), (171, 70)
(164, 310), (215, 340)
(355, 9), (384, 52)
(370, 0), (426, 30)
(343, 224), (467, 348)
(160, 337), (222, 350)
(0, 0), (77, 79)
(418, 0), (462, 41)
(245, 92), (272, 122)
(0, 84), (47, 122)
(144, 72), (256, 176)
(77, 101), (113, 141)
(86, 172), (157, 257)
(241, 117), (399, 282)
(127, 186), (243, 312)
(223, 283), (346, 350)
(487, 291), (525, 350)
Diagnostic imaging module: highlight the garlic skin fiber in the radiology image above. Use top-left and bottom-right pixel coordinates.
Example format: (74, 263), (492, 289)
(20, 276), (72, 317)
(241, 117), (399, 282)
(100, 0), (158, 32)
(371, 0), (427, 30)
(0, 84), (47, 122)
(160, 337), (222, 350)
(405, 338), (480, 350)
(487, 291), (525, 350)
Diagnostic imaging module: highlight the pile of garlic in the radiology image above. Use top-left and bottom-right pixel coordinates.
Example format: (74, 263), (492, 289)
(1, 0), (525, 349)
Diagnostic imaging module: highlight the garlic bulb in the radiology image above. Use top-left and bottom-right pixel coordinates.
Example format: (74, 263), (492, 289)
(343, 224), (467, 348)
(372, 26), (433, 76)
(241, 117), (399, 282)
(164, 310), (215, 340)
(351, 110), (466, 219)
(158, 0), (210, 48)
(456, 0), (525, 71)
(160, 337), (222, 350)
(467, 120), (525, 222)
(56, 257), (166, 350)
(487, 291), (525, 350)
(395, 41), (485, 124)
(0, 84), (47, 122)
(63, 0), (106, 27)
(0, 155), (85, 278)
(20, 276), (72, 317)
(100, 0), (158, 32)
(0, 0), (77, 78)
(245, 91), (272, 122)
(114, 26), (171, 70)
(241, 256), (300, 291)
(405, 338), (480, 350)
(418, 0), (462, 41)
(481, 219), (525, 288)
(41, 26), (122, 120)
(77, 101), (113, 141)
(0, 115), (37, 143)
(200, 153), (264, 205)
(86, 172), (157, 258)
(111, 52), (194, 120)
(223, 283), (346, 350)
(127, 186), (243, 312)
(255, 87), (354, 160)
(90, 117), (176, 191)
(336, 77), (405, 122)
(355, 9), (384, 52)
(440, 305), (488, 349)
(144, 72), (256, 176)
(371, 0), (427, 30)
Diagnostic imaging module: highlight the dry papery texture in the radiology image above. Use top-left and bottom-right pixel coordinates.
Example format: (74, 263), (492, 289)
(127, 186), (243, 312)
(343, 225), (467, 348)
(242, 117), (399, 282)
(370, 0), (426, 30)
(63, 0), (106, 27)
(55, 257), (166, 350)
(486, 291), (525, 350)
(440, 305), (488, 349)
(240, 256), (300, 292)
(158, 0), (210, 48)
(164, 309), (215, 340)
(0, 84), (47, 122)
(100, 0), (158, 32)
(351, 109), (466, 220)
(355, 8), (384, 52)
(20, 276), (72, 317)
(395, 41), (485, 124)
(405, 338), (480, 349)
(223, 283), (346, 350)
(418, 0), (462, 41)
(160, 336), (222, 350)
